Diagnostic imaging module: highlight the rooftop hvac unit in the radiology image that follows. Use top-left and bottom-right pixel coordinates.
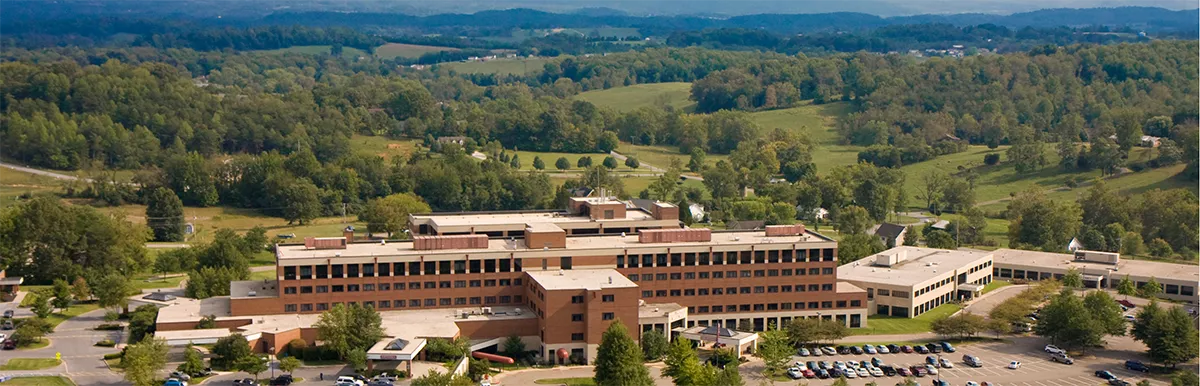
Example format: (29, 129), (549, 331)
(248, 291), (257, 297)
(459, 309), (468, 318)
(481, 307), (493, 315)
(514, 308), (522, 315)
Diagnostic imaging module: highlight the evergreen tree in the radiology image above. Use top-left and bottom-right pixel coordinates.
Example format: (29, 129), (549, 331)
(146, 187), (186, 242)
(509, 154), (521, 168)
(663, 337), (702, 385)
(532, 156), (545, 170)
(51, 279), (72, 310)
(593, 320), (653, 386)
(177, 344), (206, 376)
(640, 329), (668, 361)
(602, 156), (619, 169)
(555, 157), (571, 170)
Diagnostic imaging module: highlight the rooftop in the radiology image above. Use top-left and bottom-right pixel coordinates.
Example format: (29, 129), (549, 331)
(992, 248), (1200, 283)
(527, 269), (637, 291)
(638, 302), (686, 320)
(275, 229), (835, 262)
(410, 203), (659, 229)
(837, 246), (993, 286)
(230, 280), (279, 299)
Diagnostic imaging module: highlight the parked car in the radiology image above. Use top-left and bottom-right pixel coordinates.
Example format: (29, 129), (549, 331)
(334, 381), (357, 386)
(1, 320), (13, 330)
(335, 376), (363, 386)
(910, 366), (927, 377)
(830, 368), (844, 378)
(816, 369), (830, 379)
(965, 382), (979, 386)
(1044, 345), (1065, 355)
(802, 369), (815, 378)
(939, 341), (956, 352)
(1, 340), (14, 350)
(864, 345), (877, 354)
(1095, 371), (1117, 380)
(269, 375), (294, 386)
(872, 357), (884, 367)
(939, 358), (954, 368)
(869, 366), (884, 377)
(806, 361), (817, 370)
(925, 343), (942, 353)
(811, 347), (823, 357)
(2, 310), (12, 318)
(915, 345), (929, 354)
(935, 380), (951, 386)
(925, 364), (939, 375)
(886, 344), (900, 353)
(837, 345), (850, 354)
(1051, 353), (1074, 364)
(818, 361), (831, 370)
(164, 380), (187, 386)
(900, 345), (914, 353)
(881, 365), (897, 376)
(1124, 360), (1150, 373)
(1108, 380), (1132, 386)
(788, 367), (804, 379)
(844, 369), (858, 379)
(822, 346), (837, 355)
(799, 347), (810, 356)
(366, 381), (392, 386)
(926, 356), (938, 366)
(168, 372), (191, 381)
(850, 346), (864, 355)
(232, 379), (257, 386)
(963, 355), (983, 367)
(1117, 300), (1136, 309)
(1007, 361), (1022, 369)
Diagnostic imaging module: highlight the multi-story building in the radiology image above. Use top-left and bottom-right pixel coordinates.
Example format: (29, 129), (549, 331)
(152, 199), (868, 368)
(992, 248), (1198, 303)
(837, 246), (994, 318)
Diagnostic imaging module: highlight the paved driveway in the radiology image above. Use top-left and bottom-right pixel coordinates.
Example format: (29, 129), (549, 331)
(0, 307), (125, 385)
(962, 284), (1030, 316)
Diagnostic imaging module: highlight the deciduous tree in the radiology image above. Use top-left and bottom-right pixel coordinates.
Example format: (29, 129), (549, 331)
(124, 338), (170, 386)
(315, 303), (386, 360)
(360, 193), (432, 237)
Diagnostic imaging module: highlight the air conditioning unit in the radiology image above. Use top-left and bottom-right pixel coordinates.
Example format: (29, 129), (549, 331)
(248, 291), (257, 297)
(481, 307), (493, 315)
(514, 308), (523, 315)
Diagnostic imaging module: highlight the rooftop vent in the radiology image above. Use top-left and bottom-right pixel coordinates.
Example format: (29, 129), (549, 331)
(248, 291), (257, 297)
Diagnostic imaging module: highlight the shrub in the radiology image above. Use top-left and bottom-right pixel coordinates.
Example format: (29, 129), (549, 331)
(103, 352), (123, 360)
(104, 312), (121, 322)
(983, 153), (1001, 165)
(96, 339), (116, 347)
(1064, 176), (1080, 188)
(286, 338), (309, 359)
(95, 323), (123, 331)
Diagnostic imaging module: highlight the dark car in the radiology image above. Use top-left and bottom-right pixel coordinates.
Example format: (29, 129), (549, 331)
(816, 369), (830, 379)
(850, 346), (864, 355)
(910, 366), (927, 377)
(837, 346), (851, 354)
(880, 365), (897, 376)
(830, 369), (843, 378)
(933, 380), (950, 386)
(818, 361), (830, 370)
(1095, 371), (1117, 380)
(1109, 380), (1132, 386)
(886, 344), (901, 353)
(925, 343), (942, 353)
(897, 367), (911, 377)
(1124, 360), (1150, 373)
(366, 382), (392, 386)
(233, 379), (257, 386)
(806, 361), (817, 371)
(900, 345), (914, 353)
(1, 340), (14, 350)
(939, 341), (956, 352)
(915, 345), (929, 354)
(925, 356), (937, 366)
(1, 320), (12, 330)
(872, 357), (884, 367)
(269, 375), (294, 386)
(2, 310), (12, 318)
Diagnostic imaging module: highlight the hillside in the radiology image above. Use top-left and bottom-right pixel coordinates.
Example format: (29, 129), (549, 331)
(574, 82), (695, 113)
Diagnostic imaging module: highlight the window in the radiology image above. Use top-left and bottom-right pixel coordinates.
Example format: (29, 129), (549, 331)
(363, 284), (375, 291)
(851, 300), (861, 307)
(712, 271), (723, 279)
(629, 275), (639, 282)
(362, 264), (374, 277)
(424, 299), (436, 307)
(284, 304), (297, 312)
(698, 289), (709, 296)
(821, 284), (833, 291)
(699, 272), (710, 279)
(684, 289), (695, 296)
(332, 285), (344, 293)
(455, 298), (467, 305)
(379, 300), (391, 309)
(440, 298), (452, 306)
(332, 265), (344, 278)
(712, 288), (724, 295)
(571, 333), (585, 341)
(284, 287), (297, 295)
(656, 290), (668, 297)
(877, 289), (891, 296)
(500, 295), (512, 303)
(837, 300), (847, 308)
(821, 301), (833, 309)
(808, 284), (819, 291)
(602, 312), (615, 320)
(670, 273), (681, 280)
(560, 257), (573, 270)
(483, 280), (495, 287)
(642, 290), (653, 297)
(571, 296), (585, 304)
(822, 268), (834, 275)
(299, 266), (312, 279)
(316, 285), (328, 293)
(602, 295), (615, 302)
(470, 280), (482, 288)
(642, 274), (653, 281)
(740, 270), (752, 278)
(809, 268), (820, 275)
(424, 281), (436, 289)
(470, 297), (481, 305)
(363, 301), (375, 308)
(754, 286), (765, 294)
(768, 269), (778, 277)
(379, 284), (390, 291)
(656, 273), (668, 281)
(499, 279), (511, 286)
(317, 303), (329, 311)
(739, 287), (751, 294)
(439, 281), (452, 289)
(454, 280), (466, 288)
(670, 290), (681, 297)
(572, 314), (584, 322)
(347, 284), (360, 292)
(754, 270), (765, 277)
(300, 286), (313, 294)
(347, 264), (359, 277)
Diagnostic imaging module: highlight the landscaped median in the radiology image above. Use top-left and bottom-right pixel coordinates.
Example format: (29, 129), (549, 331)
(851, 303), (963, 335)
(0, 358), (62, 370)
(0, 376), (76, 386)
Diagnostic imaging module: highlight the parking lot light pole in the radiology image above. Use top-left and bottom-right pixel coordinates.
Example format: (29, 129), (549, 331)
(936, 353), (942, 383)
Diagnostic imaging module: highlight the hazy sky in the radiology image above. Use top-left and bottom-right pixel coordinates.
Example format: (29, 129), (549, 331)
(388, 0), (1199, 16)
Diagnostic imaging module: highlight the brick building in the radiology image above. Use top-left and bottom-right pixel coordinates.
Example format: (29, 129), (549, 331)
(153, 199), (867, 367)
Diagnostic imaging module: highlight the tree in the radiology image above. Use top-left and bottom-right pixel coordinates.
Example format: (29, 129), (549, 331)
(1117, 276), (1136, 299)
(360, 193), (432, 237)
(502, 335), (526, 361)
(532, 156), (545, 170)
(212, 334), (253, 370)
(128, 305), (159, 343)
(30, 291), (52, 319)
(509, 154), (521, 168)
(624, 157), (640, 169)
(124, 338), (169, 386)
(278, 356), (301, 374)
(0, 197), (149, 283)
(178, 344), (207, 376)
(92, 273), (133, 311)
(853, 179), (895, 222)
(833, 377), (850, 386)
(1132, 301), (1200, 367)
(663, 337), (703, 385)
(598, 131), (620, 153)
(925, 230), (957, 249)
(930, 312), (987, 340)
(1121, 232), (1145, 256)
(1082, 290), (1127, 337)
(1007, 189), (1082, 251)
(837, 233), (885, 264)
(411, 369), (475, 386)
(834, 205), (872, 235)
(11, 320), (46, 347)
(555, 157), (571, 170)
(578, 156), (593, 168)
(1138, 277), (1162, 298)
(1173, 371), (1200, 386)
(164, 152), (218, 207)
(315, 303), (386, 360)
(51, 279), (72, 310)
(71, 276), (90, 302)
(758, 326), (793, 376)
(1035, 290), (1103, 352)
(641, 329), (668, 361)
(1148, 238), (1174, 258)
(234, 354), (268, 380)
(984, 153), (1000, 165)
(918, 171), (947, 212)
(602, 156), (619, 169)
(1061, 268), (1083, 289)
(593, 320), (653, 386)
(688, 148), (707, 172)
(272, 178), (321, 225)
(146, 187), (186, 242)
(348, 349), (368, 373)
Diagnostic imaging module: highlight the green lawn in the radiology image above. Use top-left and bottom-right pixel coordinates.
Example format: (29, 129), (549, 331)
(0, 376), (76, 386)
(46, 303), (101, 329)
(574, 82), (695, 113)
(852, 303), (962, 335)
(95, 205), (366, 245)
(982, 280), (1012, 295)
(534, 378), (595, 385)
(0, 358), (61, 370)
(374, 43), (457, 59)
(440, 58), (549, 76)
(18, 339), (50, 350)
(929, 213), (1011, 248)
(507, 150), (631, 172)
(256, 45), (368, 58)
(349, 134), (420, 161)
(248, 270), (276, 281)
(615, 143), (727, 173)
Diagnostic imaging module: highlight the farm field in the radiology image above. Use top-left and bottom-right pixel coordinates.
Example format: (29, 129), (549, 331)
(574, 82), (695, 112)
(256, 45), (368, 58)
(374, 43), (458, 59)
(0, 168), (62, 208)
(349, 134), (420, 160)
(440, 57), (550, 75)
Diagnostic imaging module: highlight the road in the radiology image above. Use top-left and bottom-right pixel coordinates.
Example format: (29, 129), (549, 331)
(962, 284), (1030, 316)
(0, 308), (126, 385)
(0, 162), (93, 183)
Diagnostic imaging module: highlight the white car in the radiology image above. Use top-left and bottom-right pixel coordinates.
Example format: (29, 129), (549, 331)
(967, 382), (981, 386)
(940, 358), (954, 368)
(878, 345), (890, 354)
(857, 367), (870, 377)
(1044, 345), (1064, 355)
(788, 367), (803, 379)
(845, 369), (858, 379)
(925, 364), (939, 375)
(1008, 361), (1022, 369)
(869, 366), (884, 377)
(795, 364), (808, 372)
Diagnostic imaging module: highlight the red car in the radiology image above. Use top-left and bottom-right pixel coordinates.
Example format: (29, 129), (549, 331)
(1117, 300), (1136, 309)
(897, 367), (912, 376)
(802, 369), (815, 378)
(900, 345), (914, 353)
(910, 366), (928, 377)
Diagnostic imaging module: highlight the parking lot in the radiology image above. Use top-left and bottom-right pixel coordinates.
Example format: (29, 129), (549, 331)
(783, 336), (1168, 386)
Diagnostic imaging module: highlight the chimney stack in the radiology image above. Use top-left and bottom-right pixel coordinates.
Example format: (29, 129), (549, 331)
(343, 225), (355, 242)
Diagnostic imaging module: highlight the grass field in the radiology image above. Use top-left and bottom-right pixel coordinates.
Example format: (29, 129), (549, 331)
(534, 378), (595, 385)
(507, 150), (631, 172)
(0, 169), (63, 208)
(94, 204), (366, 245)
(574, 82), (695, 113)
(982, 280), (1012, 295)
(257, 45), (368, 58)
(440, 58), (549, 76)
(374, 43), (458, 59)
(852, 303), (962, 335)
(349, 134), (420, 160)
(0, 376), (75, 386)
(0, 358), (61, 370)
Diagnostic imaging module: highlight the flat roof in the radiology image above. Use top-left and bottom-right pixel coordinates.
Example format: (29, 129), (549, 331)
(527, 269), (637, 291)
(411, 207), (657, 228)
(838, 246), (993, 287)
(276, 229), (835, 262)
(639, 303), (685, 319)
(230, 280), (279, 299)
(525, 222), (564, 233)
(155, 328), (237, 341)
(992, 248), (1200, 283)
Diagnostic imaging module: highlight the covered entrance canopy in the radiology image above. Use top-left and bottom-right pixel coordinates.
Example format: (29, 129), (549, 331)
(678, 325), (758, 354)
(957, 283), (983, 300)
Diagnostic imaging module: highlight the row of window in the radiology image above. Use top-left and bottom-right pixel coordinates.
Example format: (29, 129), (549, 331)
(282, 294), (524, 312)
(282, 259), (525, 280)
(873, 288), (910, 299)
(616, 248), (836, 268)
(625, 267), (834, 282)
(639, 283), (836, 298)
(687, 299), (862, 314)
(282, 278), (523, 295)
(915, 276), (954, 298)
